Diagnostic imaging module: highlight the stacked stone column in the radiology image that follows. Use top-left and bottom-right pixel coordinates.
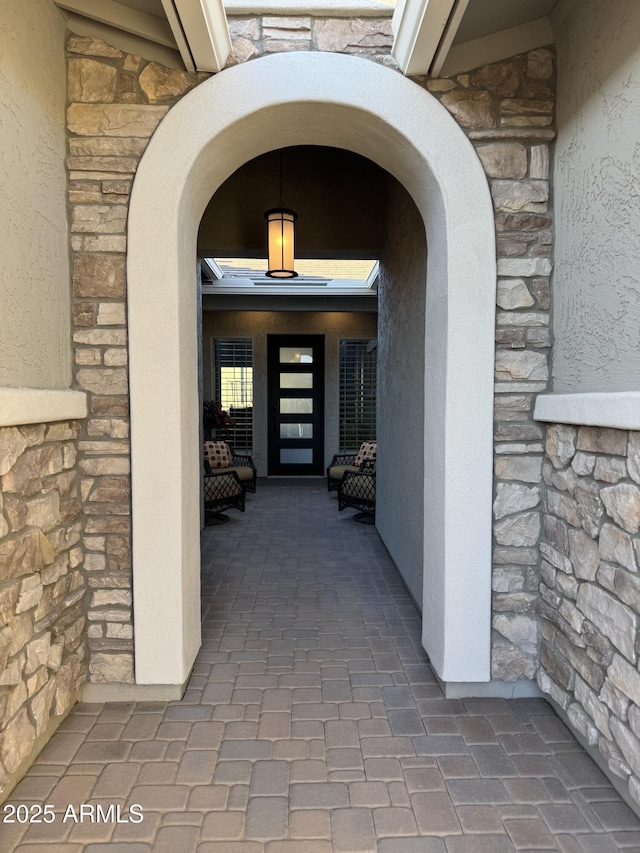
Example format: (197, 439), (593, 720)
(539, 424), (640, 808)
(67, 36), (206, 683)
(422, 49), (555, 681)
(0, 422), (85, 794)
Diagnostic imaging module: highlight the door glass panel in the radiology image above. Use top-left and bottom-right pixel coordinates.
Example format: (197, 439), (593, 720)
(280, 448), (313, 464)
(280, 347), (313, 364)
(280, 398), (313, 414)
(280, 372), (313, 389)
(280, 423), (313, 439)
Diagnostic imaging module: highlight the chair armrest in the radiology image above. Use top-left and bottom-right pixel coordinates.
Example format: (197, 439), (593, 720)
(359, 459), (376, 472)
(343, 470), (376, 482)
(329, 454), (358, 468)
(205, 469), (243, 485)
(230, 450), (256, 470)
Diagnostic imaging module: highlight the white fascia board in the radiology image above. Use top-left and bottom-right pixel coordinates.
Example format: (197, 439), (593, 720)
(56, 0), (176, 46)
(202, 281), (377, 296)
(392, 0), (457, 77)
(227, 0), (393, 15)
(439, 17), (554, 77)
(161, 0), (231, 72)
(366, 260), (380, 290)
(201, 257), (225, 278)
(431, 0), (470, 77)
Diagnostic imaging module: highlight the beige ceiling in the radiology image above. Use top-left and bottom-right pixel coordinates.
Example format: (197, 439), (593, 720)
(454, 0), (556, 45)
(117, 0), (165, 14)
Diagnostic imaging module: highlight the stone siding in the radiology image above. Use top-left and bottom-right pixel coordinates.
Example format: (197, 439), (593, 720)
(66, 26), (554, 684)
(538, 424), (640, 808)
(0, 422), (85, 795)
(421, 52), (555, 682)
(66, 34), (205, 683)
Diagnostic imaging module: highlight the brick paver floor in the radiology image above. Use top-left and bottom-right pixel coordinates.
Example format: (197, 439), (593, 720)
(3, 479), (640, 852)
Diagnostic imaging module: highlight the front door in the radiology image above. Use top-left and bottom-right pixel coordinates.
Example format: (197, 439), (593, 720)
(267, 335), (325, 475)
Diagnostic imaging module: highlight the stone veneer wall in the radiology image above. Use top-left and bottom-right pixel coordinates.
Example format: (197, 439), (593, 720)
(538, 424), (640, 808)
(417, 50), (555, 683)
(66, 23), (555, 685)
(0, 423), (85, 795)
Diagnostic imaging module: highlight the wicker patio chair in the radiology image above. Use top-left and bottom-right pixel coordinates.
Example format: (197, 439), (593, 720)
(338, 468), (376, 524)
(204, 440), (257, 492)
(203, 463), (246, 525)
(326, 440), (377, 491)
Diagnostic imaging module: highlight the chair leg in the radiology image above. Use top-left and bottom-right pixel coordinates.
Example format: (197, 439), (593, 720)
(353, 511), (375, 525)
(204, 510), (231, 526)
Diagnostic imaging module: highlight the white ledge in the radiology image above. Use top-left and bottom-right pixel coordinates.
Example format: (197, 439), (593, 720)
(0, 388), (88, 428)
(534, 392), (640, 431)
(225, 0), (394, 17)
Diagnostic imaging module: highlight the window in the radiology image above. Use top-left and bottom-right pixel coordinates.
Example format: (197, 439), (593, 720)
(213, 338), (253, 452)
(339, 340), (377, 453)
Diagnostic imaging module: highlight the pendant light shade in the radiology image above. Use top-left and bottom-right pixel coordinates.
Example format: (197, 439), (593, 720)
(265, 150), (298, 279)
(265, 207), (298, 279)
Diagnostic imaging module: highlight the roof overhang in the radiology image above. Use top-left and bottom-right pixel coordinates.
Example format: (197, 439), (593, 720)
(56, 0), (231, 72)
(160, 0), (231, 71)
(391, 0), (558, 78)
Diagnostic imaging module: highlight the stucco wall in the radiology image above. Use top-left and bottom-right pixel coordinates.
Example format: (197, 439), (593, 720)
(202, 310), (377, 474)
(552, 0), (640, 392)
(376, 182), (426, 605)
(0, 0), (71, 388)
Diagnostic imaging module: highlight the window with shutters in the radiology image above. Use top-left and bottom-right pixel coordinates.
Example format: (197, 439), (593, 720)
(339, 340), (377, 453)
(213, 338), (253, 452)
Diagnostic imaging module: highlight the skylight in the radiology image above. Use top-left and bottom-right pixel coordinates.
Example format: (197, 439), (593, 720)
(214, 258), (378, 282)
(202, 257), (379, 296)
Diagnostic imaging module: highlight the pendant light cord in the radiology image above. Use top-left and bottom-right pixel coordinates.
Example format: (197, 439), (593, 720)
(278, 149), (284, 208)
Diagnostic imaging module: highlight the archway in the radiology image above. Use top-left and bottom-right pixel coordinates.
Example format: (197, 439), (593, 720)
(127, 51), (496, 691)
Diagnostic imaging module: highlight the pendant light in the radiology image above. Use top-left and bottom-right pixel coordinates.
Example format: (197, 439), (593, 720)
(265, 150), (298, 278)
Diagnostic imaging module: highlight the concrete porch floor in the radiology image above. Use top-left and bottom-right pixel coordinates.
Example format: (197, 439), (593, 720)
(3, 479), (640, 852)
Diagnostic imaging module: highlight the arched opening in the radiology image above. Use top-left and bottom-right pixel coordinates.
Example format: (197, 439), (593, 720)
(127, 51), (496, 692)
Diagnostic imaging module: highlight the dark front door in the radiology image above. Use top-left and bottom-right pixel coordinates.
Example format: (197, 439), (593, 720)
(267, 335), (325, 475)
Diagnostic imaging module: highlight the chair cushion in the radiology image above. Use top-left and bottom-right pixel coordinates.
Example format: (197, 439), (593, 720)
(204, 440), (232, 469)
(329, 465), (360, 481)
(230, 465), (254, 482)
(354, 441), (377, 467)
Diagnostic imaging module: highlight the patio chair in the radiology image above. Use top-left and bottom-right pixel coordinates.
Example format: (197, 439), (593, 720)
(204, 440), (257, 492)
(338, 466), (376, 524)
(326, 441), (377, 491)
(203, 463), (246, 525)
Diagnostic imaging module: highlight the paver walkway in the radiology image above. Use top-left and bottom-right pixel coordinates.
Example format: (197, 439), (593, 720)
(3, 479), (640, 852)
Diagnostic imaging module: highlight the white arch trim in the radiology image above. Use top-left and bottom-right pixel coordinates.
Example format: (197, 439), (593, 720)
(128, 51), (496, 689)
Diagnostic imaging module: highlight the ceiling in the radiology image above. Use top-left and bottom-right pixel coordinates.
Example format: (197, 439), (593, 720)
(198, 147), (389, 260)
(54, 0), (570, 76)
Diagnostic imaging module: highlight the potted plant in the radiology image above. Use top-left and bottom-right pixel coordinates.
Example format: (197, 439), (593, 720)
(203, 400), (234, 440)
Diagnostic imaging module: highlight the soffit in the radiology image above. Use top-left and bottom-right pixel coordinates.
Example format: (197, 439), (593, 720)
(55, 0), (560, 81)
(453, 0), (555, 45)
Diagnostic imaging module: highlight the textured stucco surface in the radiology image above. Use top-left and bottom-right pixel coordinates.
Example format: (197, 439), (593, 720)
(0, 0), (71, 388)
(553, 0), (640, 392)
(202, 310), (377, 474)
(376, 181), (426, 606)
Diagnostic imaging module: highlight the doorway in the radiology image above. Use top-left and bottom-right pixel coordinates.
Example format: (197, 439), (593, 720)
(128, 51), (496, 691)
(267, 334), (325, 475)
